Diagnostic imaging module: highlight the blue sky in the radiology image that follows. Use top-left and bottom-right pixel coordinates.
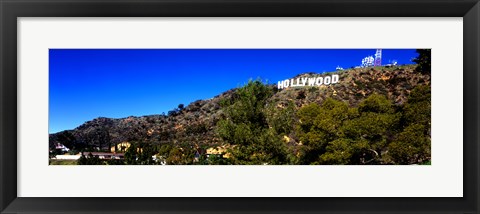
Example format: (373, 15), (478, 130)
(49, 49), (418, 133)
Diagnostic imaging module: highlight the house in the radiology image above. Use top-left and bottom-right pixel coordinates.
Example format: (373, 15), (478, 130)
(53, 152), (125, 160)
(206, 146), (231, 159)
(83, 152), (125, 160)
(54, 143), (70, 152)
(110, 142), (131, 153)
(53, 153), (81, 160)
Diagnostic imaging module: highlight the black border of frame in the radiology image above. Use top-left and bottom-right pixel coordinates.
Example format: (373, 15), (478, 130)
(1, 0), (479, 213)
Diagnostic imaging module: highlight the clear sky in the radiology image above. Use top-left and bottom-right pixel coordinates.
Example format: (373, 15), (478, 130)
(49, 49), (418, 133)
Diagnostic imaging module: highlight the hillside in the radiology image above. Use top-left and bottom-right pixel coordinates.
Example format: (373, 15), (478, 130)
(272, 64), (429, 108)
(49, 64), (430, 163)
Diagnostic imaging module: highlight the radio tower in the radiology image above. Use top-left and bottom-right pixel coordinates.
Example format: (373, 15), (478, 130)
(374, 49), (382, 66)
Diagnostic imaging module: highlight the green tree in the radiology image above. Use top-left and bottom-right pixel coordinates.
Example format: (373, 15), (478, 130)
(387, 85), (431, 164)
(124, 143), (137, 165)
(413, 49), (431, 75)
(204, 154), (230, 165)
(136, 142), (156, 165)
(388, 124), (430, 164)
(216, 79), (288, 165)
(77, 152), (102, 165)
(297, 94), (400, 165)
(403, 85), (431, 130)
(319, 138), (355, 165)
(296, 98), (353, 164)
(106, 159), (125, 165)
(265, 101), (296, 136)
(77, 154), (87, 165)
(123, 142), (157, 165)
(342, 94), (400, 164)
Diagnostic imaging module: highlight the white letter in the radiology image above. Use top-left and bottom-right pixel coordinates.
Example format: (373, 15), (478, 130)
(308, 78), (316, 86)
(324, 76), (331, 85)
(295, 78), (301, 87)
(332, 74), (339, 84)
(278, 81), (284, 89)
(301, 77), (308, 86)
(290, 79), (294, 87)
(284, 79), (290, 88)
(315, 77), (323, 86)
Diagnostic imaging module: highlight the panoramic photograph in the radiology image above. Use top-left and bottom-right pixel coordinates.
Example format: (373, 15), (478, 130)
(49, 49), (431, 165)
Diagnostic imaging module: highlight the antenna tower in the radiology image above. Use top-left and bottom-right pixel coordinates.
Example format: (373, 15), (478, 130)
(374, 49), (382, 66)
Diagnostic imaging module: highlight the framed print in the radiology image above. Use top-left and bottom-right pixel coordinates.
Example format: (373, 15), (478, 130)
(1, 0), (479, 213)
(47, 48), (433, 167)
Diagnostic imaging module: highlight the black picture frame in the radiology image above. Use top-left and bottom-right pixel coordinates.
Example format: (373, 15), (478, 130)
(1, 0), (479, 213)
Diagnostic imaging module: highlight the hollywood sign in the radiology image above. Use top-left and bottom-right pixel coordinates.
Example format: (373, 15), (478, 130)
(277, 74), (340, 89)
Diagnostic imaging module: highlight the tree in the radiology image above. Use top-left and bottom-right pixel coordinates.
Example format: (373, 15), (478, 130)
(296, 99), (352, 164)
(216, 79), (289, 165)
(168, 109), (179, 117)
(136, 142), (156, 165)
(178, 104), (184, 110)
(124, 143), (137, 165)
(106, 159), (125, 165)
(197, 152), (231, 165)
(413, 49), (431, 75)
(265, 101), (296, 136)
(77, 152), (102, 165)
(77, 154), (87, 165)
(319, 138), (354, 164)
(387, 85), (431, 164)
(388, 124), (430, 164)
(342, 94), (400, 164)
(402, 85), (431, 131)
(296, 94), (402, 165)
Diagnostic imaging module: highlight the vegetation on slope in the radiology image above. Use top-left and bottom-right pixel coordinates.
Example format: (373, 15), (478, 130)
(49, 50), (432, 165)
